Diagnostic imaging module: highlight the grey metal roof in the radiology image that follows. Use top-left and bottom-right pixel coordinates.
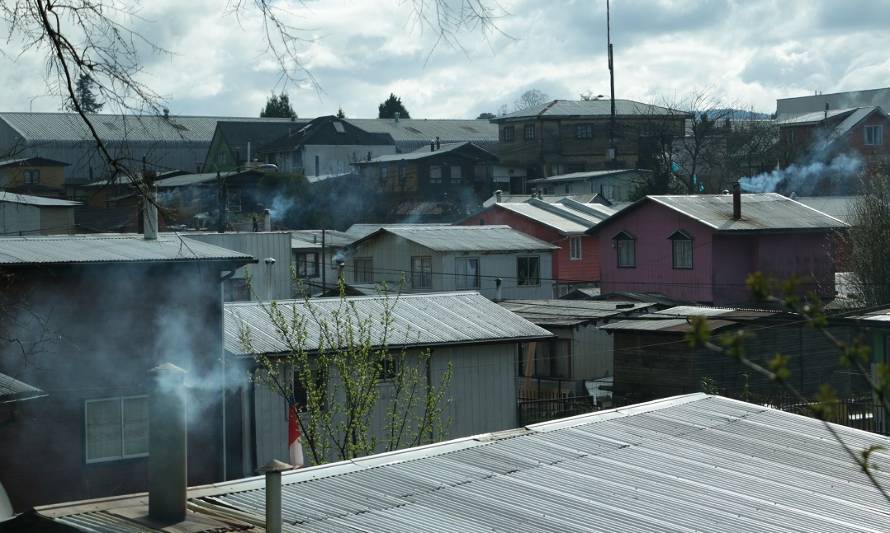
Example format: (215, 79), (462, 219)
(291, 230), (355, 249)
(776, 107), (859, 125)
(499, 299), (654, 326)
(527, 168), (651, 184)
(795, 196), (858, 225)
(491, 202), (591, 233)
(0, 372), (46, 403)
(345, 119), (497, 145)
(0, 191), (80, 207)
(0, 156), (70, 168)
(354, 225), (559, 252)
(495, 99), (682, 121)
(603, 193), (848, 233)
(39, 393), (890, 532)
(0, 234), (255, 266)
(345, 223), (450, 239)
(153, 171), (237, 188)
(0, 112), (294, 143)
(225, 291), (553, 355)
(485, 199), (616, 234)
(358, 142), (494, 164)
(600, 305), (778, 332)
(559, 287), (602, 300)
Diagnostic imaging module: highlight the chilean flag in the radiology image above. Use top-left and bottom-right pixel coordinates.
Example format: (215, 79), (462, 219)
(288, 404), (304, 468)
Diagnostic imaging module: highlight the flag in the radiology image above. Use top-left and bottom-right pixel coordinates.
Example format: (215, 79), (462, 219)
(288, 404), (304, 468)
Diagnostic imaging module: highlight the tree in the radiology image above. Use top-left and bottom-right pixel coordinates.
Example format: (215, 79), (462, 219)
(513, 88), (550, 112)
(476, 112), (495, 120)
(844, 167), (890, 306)
(378, 93), (410, 119)
(260, 92), (297, 119)
(69, 74), (103, 113)
(336, 107), (345, 119)
(239, 283), (453, 464)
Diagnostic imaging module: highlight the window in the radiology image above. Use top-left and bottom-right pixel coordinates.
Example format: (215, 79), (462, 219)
(670, 230), (693, 269)
(85, 396), (148, 463)
(354, 257), (373, 283)
(380, 165), (389, 179)
(517, 256), (540, 286)
(23, 169), (40, 184)
(455, 257), (480, 289)
(411, 256), (432, 289)
(430, 165), (442, 184)
(865, 125), (884, 146)
(296, 252), (319, 278)
(450, 165), (462, 183)
(575, 124), (593, 139)
(503, 126), (515, 142)
(524, 124), (536, 141)
(569, 236), (582, 260)
(614, 232), (636, 268)
(227, 191), (242, 213)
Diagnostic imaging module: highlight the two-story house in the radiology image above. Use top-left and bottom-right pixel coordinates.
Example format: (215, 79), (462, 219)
(527, 168), (651, 202)
(459, 194), (616, 295)
(0, 156), (70, 197)
(290, 229), (356, 295)
(587, 187), (848, 306)
(490, 99), (687, 192)
(345, 225), (557, 299)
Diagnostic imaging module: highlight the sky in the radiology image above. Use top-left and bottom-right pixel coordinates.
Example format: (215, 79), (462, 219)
(2, 0), (890, 119)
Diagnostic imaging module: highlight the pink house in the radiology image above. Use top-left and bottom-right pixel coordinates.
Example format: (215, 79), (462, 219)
(588, 187), (848, 306)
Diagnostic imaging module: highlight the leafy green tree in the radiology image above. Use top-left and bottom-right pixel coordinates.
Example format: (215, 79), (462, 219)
(68, 74), (103, 113)
(378, 93), (410, 119)
(261, 92), (297, 119)
(844, 167), (890, 306)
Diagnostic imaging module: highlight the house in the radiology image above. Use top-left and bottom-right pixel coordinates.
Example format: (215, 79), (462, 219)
(203, 119), (309, 172)
(345, 117), (498, 153)
(776, 86), (890, 120)
(30, 393), (890, 532)
(527, 168), (651, 201)
(777, 106), (890, 173)
(290, 229), (356, 294)
(601, 305), (869, 405)
(498, 299), (654, 407)
(345, 225), (558, 299)
(587, 188), (848, 306)
(0, 231), (255, 511)
(0, 156), (69, 196)
(183, 231), (294, 301)
(226, 292), (552, 468)
(0, 112), (294, 186)
(257, 116), (396, 179)
(459, 194), (617, 294)
(0, 192), (80, 235)
(490, 99), (688, 191)
(352, 141), (499, 219)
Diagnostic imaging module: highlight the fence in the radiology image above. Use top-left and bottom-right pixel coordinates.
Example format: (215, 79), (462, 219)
(518, 395), (596, 426)
(747, 393), (887, 435)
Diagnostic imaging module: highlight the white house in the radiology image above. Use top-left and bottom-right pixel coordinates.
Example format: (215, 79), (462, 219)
(345, 225), (558, 299)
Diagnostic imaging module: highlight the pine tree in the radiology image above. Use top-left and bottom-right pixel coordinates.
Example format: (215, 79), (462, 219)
(378, 93), (410, 119)
(70, 74), (103, 113)
(336, 107), (345, 119)
(260, 93), (297, 118)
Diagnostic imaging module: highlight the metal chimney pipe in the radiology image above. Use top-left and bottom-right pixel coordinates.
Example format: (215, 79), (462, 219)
(495, 190), (502, 203)
(495, 277), (503, 301)
(148, 363), (188, 524)
(263, 209), (272, 232)
(732, 182), (741, 220)
(143, 185), (158, 241)
(260, 460), (292, 533)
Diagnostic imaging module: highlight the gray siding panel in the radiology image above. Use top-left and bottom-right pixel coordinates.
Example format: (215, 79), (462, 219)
(186, 232), (291, 300)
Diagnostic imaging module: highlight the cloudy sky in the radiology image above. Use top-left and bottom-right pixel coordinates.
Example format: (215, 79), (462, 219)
(2, 0), (889, 119)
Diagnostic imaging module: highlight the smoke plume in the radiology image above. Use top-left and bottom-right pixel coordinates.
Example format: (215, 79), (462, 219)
(740, 153), (863, 196)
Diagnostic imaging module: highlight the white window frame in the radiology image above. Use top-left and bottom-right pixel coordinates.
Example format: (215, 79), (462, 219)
(450, 165), (462, 183)
(503, 126), (515, 142)
(575, 124), (593, 139)
(84, 395), (149, 464)
(670, 230), (694, 269)
(430, 165), (442, 184)
(615, 232), (636, 268)
(865, 125), (884, 146)
(569, 236), (582, 261)
(524, 124), (536, 141)
(455, 256), (481, 289)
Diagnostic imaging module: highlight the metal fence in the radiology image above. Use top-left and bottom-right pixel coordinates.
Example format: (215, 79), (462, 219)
(747, 393), (887, 435)
(518, 396), (596, 426)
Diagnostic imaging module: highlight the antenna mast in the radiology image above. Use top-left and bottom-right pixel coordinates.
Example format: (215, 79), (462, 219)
(607, 0), (617, 164)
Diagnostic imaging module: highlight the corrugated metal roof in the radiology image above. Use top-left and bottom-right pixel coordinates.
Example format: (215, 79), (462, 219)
(795, 195), (858, 225)
(0, 191), (80, 207)
(491, 203), (592, 233)
(291, 230), (355, 249)
(358, 142), (495, 164)
(600, 305), (779, 332)
(153, 171), (237, 188)
(777, 107), (859, 125)
(495, 99), (681, 121)
(226, 291), (553, 355)
(637, 193), (848, 232)
(0, 112), (294, 143)
(0, 156), (70, 168)
(0, 372), (46, 403)
(345, 119), (497, 145)
(527, 169), (650, 184)
(40, 394), (890, 532)
(0, 234), (255, 266)
(344, 223), (451, 239)
(499, 300), (654, 326)
(355, 225), (559, 252)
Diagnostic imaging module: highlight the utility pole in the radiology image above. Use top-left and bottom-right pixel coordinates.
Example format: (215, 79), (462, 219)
(607, 0), (617, 165)
(321, 229), (326, 294)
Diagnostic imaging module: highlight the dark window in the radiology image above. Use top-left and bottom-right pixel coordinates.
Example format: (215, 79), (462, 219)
(503, 126), (515, 142)
(670, 230), (693, 269)
(524, 124), (536, 141)
(614, 232), (636, 268)
(430, 165), (442, 184)
(411, 256), (432, 289)
(354, 257), (373, 283)
(865, 125), (884, 146)
(517, 256), (540, 286)
(23, 169), (40, 184)
(575, 124), (593, 139)
(455, 257), (480, 289)
(295, 252), (319, 278)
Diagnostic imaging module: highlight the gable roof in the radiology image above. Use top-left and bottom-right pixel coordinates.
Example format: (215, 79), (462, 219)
(483, 198), (616, 234)
(345, 223), (451, 239)
(0, 372), (46, 403)
(225, 291), (552, 355)
(527, 168), (651, 185)
(795, 195), (858, 225)
(590, 193), (848, 234)
(499, 299), (654, 326)
(38, 393), (890, 532)
(352, 225), (559, 252)
(493, 99), (684, 122)
(600, 305), (780, 332)
(290, 229), (356, 249)
(258, 115), (395, 154)
(0, 234), (255, 266)
(345, 118), (498, 148)
(356, 141), (496, 164)
(211, 120), (309, 159)
(0, 156), (70, 169)
(0, 191), (80, 207)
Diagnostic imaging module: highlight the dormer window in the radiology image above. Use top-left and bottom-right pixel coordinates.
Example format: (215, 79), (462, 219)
(669, 230), (693, 269)
(614, 231), (636, 268)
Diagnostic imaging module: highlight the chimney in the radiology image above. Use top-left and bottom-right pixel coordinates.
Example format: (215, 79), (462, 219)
(163, 108), (170, 119)
(148, 363), (187, 524)
(263, 209), (272, 232)
(430, 140), (435, 152)
(495, 277), (503, 301)
(260, 460), (291, 533)
(435, 136), (440, 150)
(247, 141), (252, 163)
(732, 182), (741, 220)
(495, 190), (502, 203)
(143, 184), (158, 240)
(394, 111), (400, 123)
(824, 102), (829, 120)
